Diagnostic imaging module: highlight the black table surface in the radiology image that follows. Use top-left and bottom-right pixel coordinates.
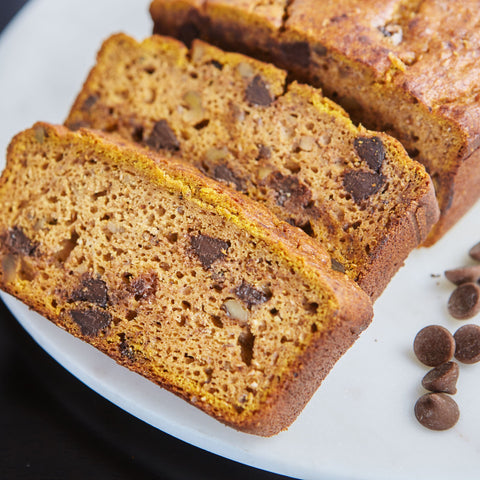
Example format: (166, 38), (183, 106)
(0, 2), (295, 479)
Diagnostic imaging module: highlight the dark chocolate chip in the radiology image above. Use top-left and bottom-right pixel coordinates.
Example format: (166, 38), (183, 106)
(445, 265), (480, 285)
(70, 275), (108, 307)
(81, 95), (99, 111)
(447, 282), (480, 319)
(213, 164), (246, 192)
(245, 75), (273, 106)
(128, 273), (158, 301)
(266, 172), (312, 211)
(414, 393), (459, 431)
(469, 242), (480, 261)
(422, 362), (459, 394)
(5, 227), (38, 256)
(257, 144), (272, 160)
(353, 136), (386, 172)
(331, 258), (346, 274)
(190, 234), (230, 269)
(234, 280), (272, 309)
(454, 324), (480, 364)
(281, 41), (311, 69)
(413, 325), (455, 367)
(343, 170), (384, 203)
(145, 119), (180, 151)
(70, 308), (112, 336)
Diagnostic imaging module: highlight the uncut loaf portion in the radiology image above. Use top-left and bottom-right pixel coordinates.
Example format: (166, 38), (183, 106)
(149, 0), (480, 245)
(0, 123), (373, 436)
(65, 34), (439, 300)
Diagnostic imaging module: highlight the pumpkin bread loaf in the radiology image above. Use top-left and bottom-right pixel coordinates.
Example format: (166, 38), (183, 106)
(149, 0), (480, 244)
(0, 123), (373, 436)
(65, 34), (439, 300)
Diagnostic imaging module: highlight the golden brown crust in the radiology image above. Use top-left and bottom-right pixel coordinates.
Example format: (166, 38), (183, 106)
(0, 122), (373, 435)
(65, 33), (439, 299)
(149, 0), (477, 243)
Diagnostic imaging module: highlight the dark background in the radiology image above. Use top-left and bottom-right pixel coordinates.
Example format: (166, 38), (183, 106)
(0, 2), (294, 479)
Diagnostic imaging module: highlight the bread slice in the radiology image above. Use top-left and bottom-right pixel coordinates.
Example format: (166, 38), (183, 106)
(0, 122), (372, 436)
(149, 0), (480, 245)
(65, 33), (439, 299)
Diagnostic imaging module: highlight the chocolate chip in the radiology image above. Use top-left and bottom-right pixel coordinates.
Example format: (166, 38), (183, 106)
(234, 280), (272, 309)
(343, 171), (384, 203)
(266, 172), (312, 211)
(145, 119), (180, 151)
(128, 273), (158, 301)
(353, 137), (385, 172)
(81, 95), (98, 111)
(422, 362), (459, 394)
(70, 308), (112, 336)
(331, 258), (346, 274)
(414, 393), (459, 431)
(190, 234), (230, 269)
(447, 282), (480, 319)
(213, 164), (246, 191)
(413, 325), (455, 366)
(445, 265), (480, 285)
(257, 144), (271, 160)
(70, 275), (108, 307)
(469, 242), (480, 261)
(281, 41), (311, 69)
(5, 227), (38, 256)
(454, 324), (480, 364)
(245, 75), (273, 106)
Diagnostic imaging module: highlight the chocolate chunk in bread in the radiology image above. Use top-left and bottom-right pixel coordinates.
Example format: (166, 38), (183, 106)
(70, 274), (109, 307)
(5, 226), (38, 256)
(190, 234), (230, 269)
(343, 171), (385, 203)
(70, 308), (112, 337)
(145, 119), (180, 151)
(245, 75), (274, 106)
(354, 136), (385, 172)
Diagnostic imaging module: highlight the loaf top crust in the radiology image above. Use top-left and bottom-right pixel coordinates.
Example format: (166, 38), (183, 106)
(151, 0), (480, 155)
